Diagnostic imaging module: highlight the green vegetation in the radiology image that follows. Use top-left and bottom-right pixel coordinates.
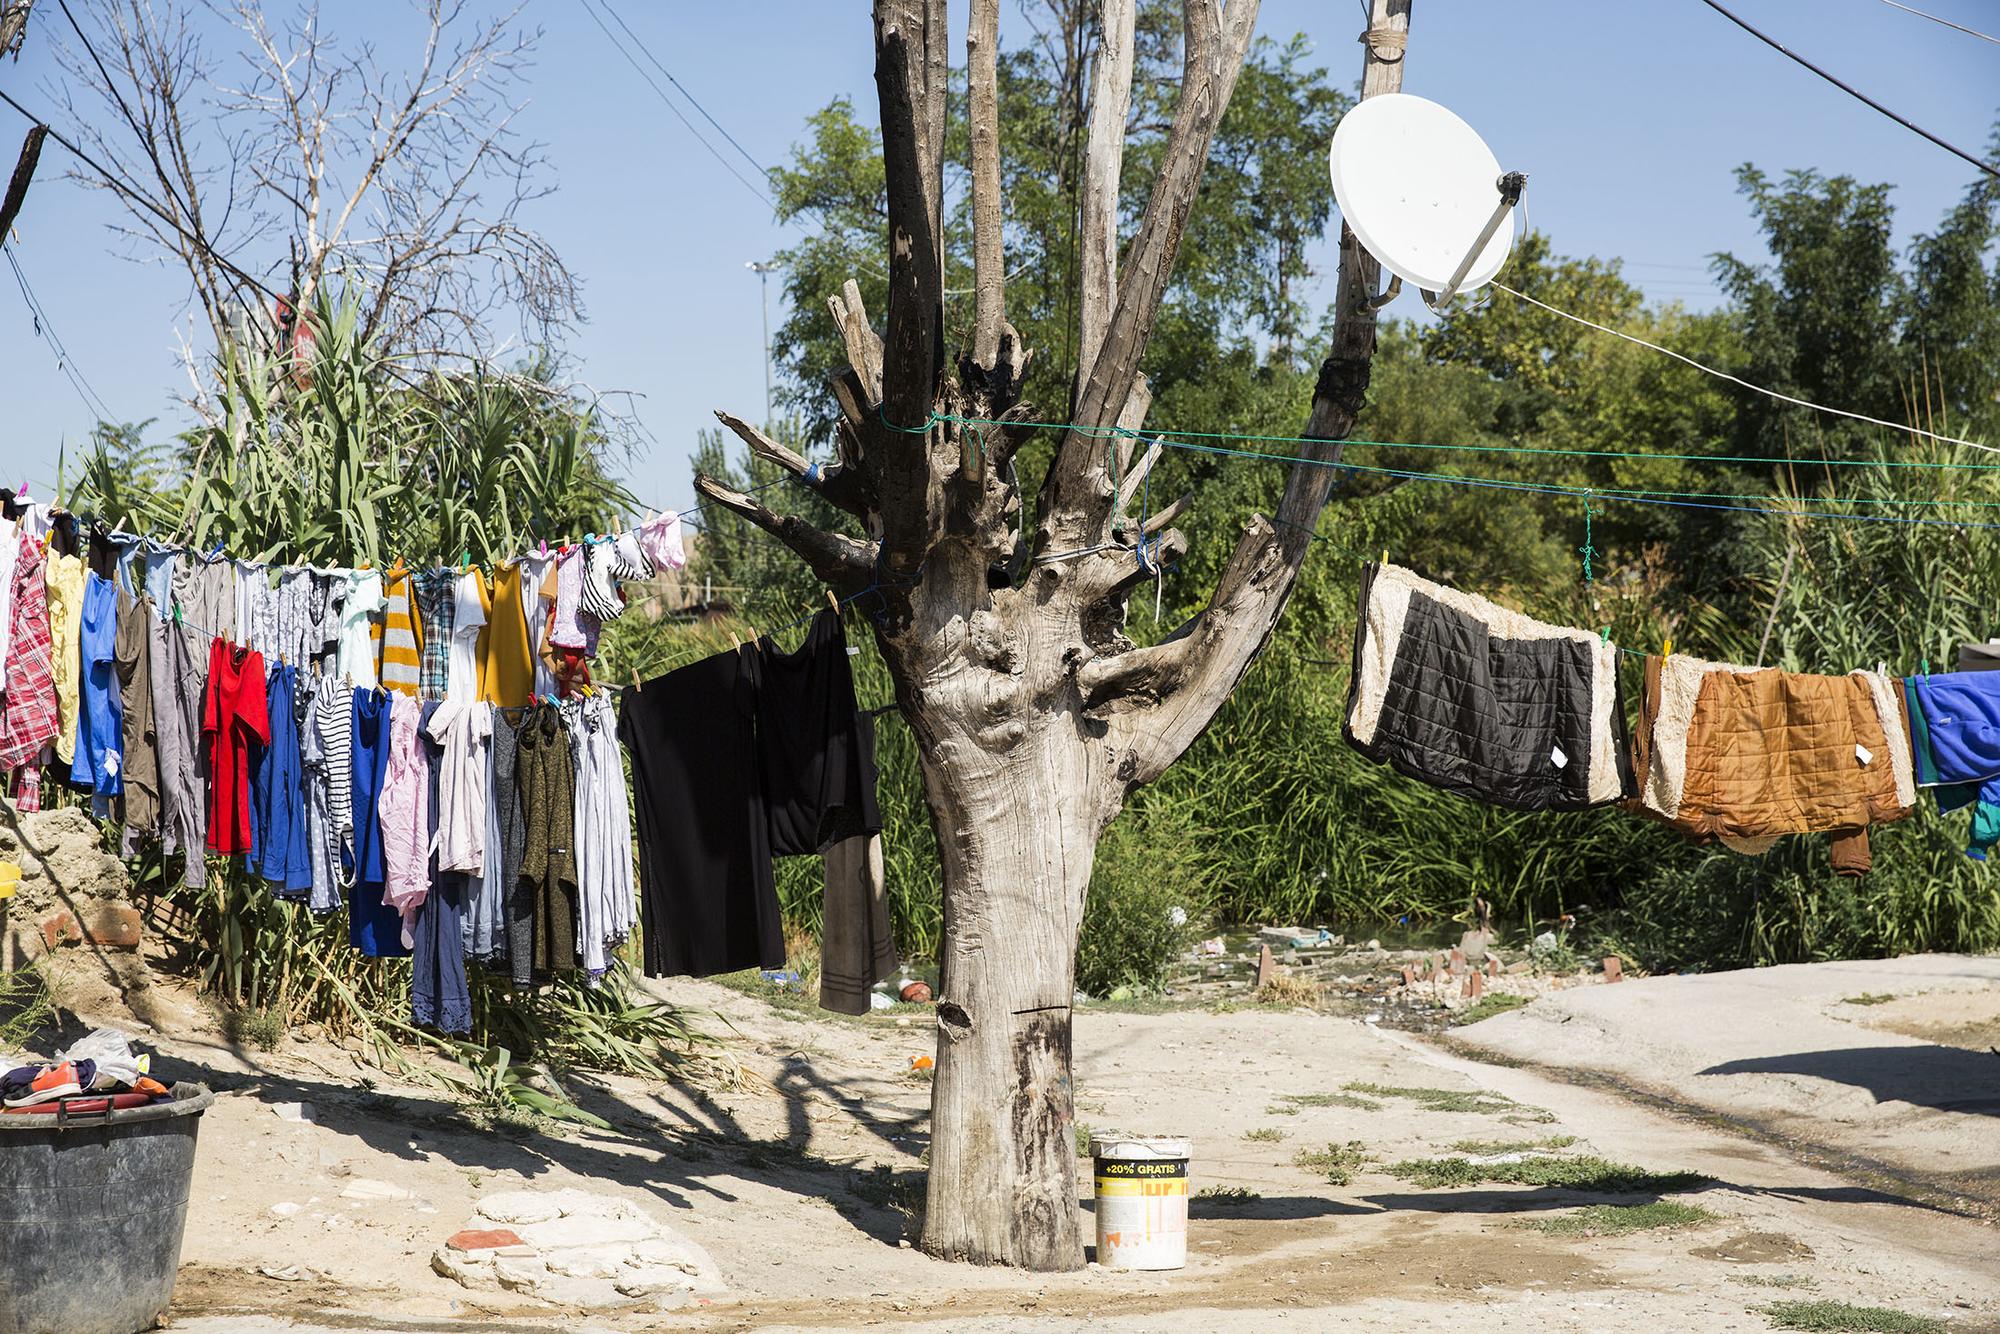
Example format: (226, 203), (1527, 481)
(1293, 1141), (1370, 1186)
(0, 962), (55, 1051)
(1387, 1155), (1709, 1193)
(1842, 994), (1897, 1007)
(1243, 1127), (1286, 1143)
(1280, 1090), (1383, 1110)
(1524, 1201), (1716, 1235)
(1343, 1082), (1546, 1119)
(220, 1005), (287, 1053)
(1758, 1300), (1946, 1333)
(1194, 1185), (1261, 1204)
(1452, 993), (1531, 1026)
(1736, 1275), (1820, 1291)
(1448, 1135), (1579, 1155)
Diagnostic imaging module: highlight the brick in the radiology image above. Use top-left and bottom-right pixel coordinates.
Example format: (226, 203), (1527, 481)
(1254, 944), (1277, 989)
(1485, 957), (1500, 978)
(39, 912), (81, 950)
(82, 904), (142, 949)
(447, 1228), (526, 1254)
(1602, 956), (1624, 984)
(1459, 975), (1474, 998)
(1449, 947), (1466, 970)
(1400, 965), (1416, 987)
(1468, 970), (1485, 998)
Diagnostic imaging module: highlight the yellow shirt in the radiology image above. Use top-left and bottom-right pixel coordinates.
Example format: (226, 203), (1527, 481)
(43, 551), (83, 764)
(481, 563), (534, 707)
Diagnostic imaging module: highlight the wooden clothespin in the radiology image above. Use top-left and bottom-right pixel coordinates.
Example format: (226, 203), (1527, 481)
(630, 667), (642, 693)
(1663, 636), (1674, 659)
(729, 631), (742, 651)
(825, 588), (839, 614)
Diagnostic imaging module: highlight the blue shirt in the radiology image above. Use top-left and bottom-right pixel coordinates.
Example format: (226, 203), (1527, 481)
(143, 541), (179, 618)
(69, 572), (123, 798)
(251, 662), (313, 893)
(347, 687), (407, 957)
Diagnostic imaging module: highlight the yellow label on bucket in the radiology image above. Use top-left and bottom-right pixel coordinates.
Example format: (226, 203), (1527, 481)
(1095, 1178), (1189, 1197)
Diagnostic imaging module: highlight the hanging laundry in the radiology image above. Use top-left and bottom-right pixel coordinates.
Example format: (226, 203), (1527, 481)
(1632, 654), (1915, 876)
(346, 687), (407, 957)
(250, 661), (312, 895)
(518, 550), (558, 699)
(411, 871), (472, 1034)
(818, 717), (895, 1017)
(44, 545), (84, 767)
(171, 549), (236, 644)
(298, 675), (345, 913)
(446, 568), (487, 702)
(568, 692), (634, 975)
(482, 561), (535, 707)
(425, 699), (491, 875)
(377, 565), (422, 698)
(141, 538), (177, 617)
(547, 544), (597, 655)
(490, 705), (530, 982)
(113, 587), (160, 849)
(0, 532), (59, 796)
(0, 511), (19, 688)
(337, 567), (384, 688)
(149, 612), (208, 887)
(70, 570), (123, 804)
(410, 567), (455, 701)
(1903, 672), (2000, 860)
(516, 702), (579, 976)
(580, 531), (649, 624)
(379, 694), (432, 942)
(235, 560), (279, 661)
(1344, 561), (1635, 811)
(201, 639), (269, 856)
(619, 646), (783, 981)
(635, 512), (686, 573)
(271, 566), (316, 666)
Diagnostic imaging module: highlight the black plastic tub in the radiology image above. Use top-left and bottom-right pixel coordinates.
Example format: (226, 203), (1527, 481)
(0, 1083), (214, 1334)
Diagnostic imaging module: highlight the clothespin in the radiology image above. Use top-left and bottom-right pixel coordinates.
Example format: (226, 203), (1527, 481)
(460, 548), (470, 572)
(538, 539), (549, 558)
(825, 588), (839, 614)
(1379, 547), (1388, 567)
(729, 631), (742, 651)
(16, 481), (27, 499)
(630, 667), (642, 693)
(1663, 636), (1674, 659)
(1921, 658), (1930, 678)
(1600, 627), (1611, 645)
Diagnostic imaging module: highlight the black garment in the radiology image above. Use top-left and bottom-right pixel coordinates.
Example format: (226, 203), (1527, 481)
(492, 707), (531, 986)
(619, 644), (784, 978)
(87, 527), (119, 580)
(757, 610), (881, 855)
(1342, 561), (1634, 812)
(48, 511), (78, 557)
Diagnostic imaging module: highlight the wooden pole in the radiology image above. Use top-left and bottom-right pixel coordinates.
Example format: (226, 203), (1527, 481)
(0, 2), (35, 62)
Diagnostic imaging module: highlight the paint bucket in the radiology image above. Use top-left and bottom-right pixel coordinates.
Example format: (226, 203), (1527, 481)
(1091, 1134), (1190, 1270)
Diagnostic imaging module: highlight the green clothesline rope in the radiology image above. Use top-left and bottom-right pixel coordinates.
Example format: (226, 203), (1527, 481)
(872, 407), (2000, 512)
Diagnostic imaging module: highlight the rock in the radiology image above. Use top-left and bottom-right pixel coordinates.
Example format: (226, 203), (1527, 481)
(447, 1228), (526, 1254)
(340, 1178), (412, 1202)
(1254, 944), (1277, 989)
(1602, 956), (1624, 983)
(476, 1191), (567, 1225)
(435, 1188), (726, 1310)
(268, 1201), (303, 1219)
(272, 1101), (316, 1123)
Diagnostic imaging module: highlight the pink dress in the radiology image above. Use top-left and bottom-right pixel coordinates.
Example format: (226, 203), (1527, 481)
(378, 694), (432, 943)
(547, 544), (598, 654)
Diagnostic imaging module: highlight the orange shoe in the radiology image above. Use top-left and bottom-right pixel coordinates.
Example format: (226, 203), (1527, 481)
(3, 1062), (81, 1108)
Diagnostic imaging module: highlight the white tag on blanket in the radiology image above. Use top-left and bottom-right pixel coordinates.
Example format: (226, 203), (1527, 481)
(1551, 745), (1569, 769)
(846, 646), (861, 656)
(1855, 743), (1873, 766)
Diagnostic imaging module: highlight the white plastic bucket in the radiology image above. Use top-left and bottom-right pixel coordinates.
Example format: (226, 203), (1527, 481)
(1091, 1134), (1190, 1270)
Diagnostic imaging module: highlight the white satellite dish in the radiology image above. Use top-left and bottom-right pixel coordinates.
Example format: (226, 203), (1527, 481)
(1328, 93), (1524, 307)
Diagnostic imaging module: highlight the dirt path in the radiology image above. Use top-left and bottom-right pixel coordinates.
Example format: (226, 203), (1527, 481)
(67, 960), (1999, 1332)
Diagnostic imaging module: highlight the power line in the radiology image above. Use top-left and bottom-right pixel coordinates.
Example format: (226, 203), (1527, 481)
(3, 242), (115, 425)
(1491, 280), (1996, 451)
(1872, 0), (2000, 45)
(594, 0), (773, 182)
(1697, 0), (2000, 180)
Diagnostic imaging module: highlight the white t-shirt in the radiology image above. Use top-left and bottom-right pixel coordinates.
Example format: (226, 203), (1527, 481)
(0, 516), (19, 687)
(447, 569), (488, 701)
(337, 569), (384, 687)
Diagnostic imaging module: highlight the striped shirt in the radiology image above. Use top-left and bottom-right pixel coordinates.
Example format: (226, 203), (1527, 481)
(580, 532), (651, 622)
(377, 568), (422, 698)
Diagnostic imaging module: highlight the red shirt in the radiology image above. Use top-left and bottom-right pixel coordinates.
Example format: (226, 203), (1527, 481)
(202, 638), (270, 854)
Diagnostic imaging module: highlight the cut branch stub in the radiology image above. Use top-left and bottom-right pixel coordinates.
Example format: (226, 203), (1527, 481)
(713, 410), (872, 519)
(691, 471), (876, 596)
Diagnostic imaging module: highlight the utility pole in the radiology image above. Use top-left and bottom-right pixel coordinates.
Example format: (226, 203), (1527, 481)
(745, 258), (779, 426)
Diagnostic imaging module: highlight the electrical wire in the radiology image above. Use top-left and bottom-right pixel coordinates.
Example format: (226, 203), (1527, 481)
(2, 243), (116, 425)
(1490, 281), (1997, 452)
(594, 0), (773, 182)
(1872, 0), (2000, 45)
(1697, 0), (2000, 179)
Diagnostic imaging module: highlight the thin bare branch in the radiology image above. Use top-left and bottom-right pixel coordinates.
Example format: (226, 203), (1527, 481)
(692, 471), (876, 593)
(713, 409), (872, 519)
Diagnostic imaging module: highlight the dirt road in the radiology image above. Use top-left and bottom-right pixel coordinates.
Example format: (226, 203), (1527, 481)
(79, 958), (2000, 1332)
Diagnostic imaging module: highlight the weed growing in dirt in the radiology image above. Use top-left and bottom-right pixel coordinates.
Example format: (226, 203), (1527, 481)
(1294, 1141), (1369, 1186)
(1343, 1082), (1546, 1118)
(1451, 993), (1530, 1026)
(1449, 1135), (1579, 1155)
(1243, 1127), (1285, 1143)
(1841, 993), (1897, 1006)
(1194, 1185), (1261, 1204)
(0, 962), (55, 1049)
(1523, 1201), (1715, 1235)
(1387, 1154), (1709, 1193)
(1254, 973), (1325, 1007)
(1734, 1275), (1818, 1290)
(1264, 1103), (1301, 1115)
(1758, 1300), (1945, 1332)
(222, 1005), (286, 1052)
(1076, 1124), (1094, 1157)
(1280, 1090), (1382, 1111)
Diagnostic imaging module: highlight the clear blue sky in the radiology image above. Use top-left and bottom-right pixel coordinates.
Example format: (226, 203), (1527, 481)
(1, 0), (1995, 508)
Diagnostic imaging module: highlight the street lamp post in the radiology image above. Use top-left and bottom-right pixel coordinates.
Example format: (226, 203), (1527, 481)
(745, 258), (780, 426)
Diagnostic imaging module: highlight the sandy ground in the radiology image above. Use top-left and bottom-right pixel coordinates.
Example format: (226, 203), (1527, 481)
(22, 949), (2000, 1333)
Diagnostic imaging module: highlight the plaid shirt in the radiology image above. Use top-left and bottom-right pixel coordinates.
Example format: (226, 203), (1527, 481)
(411, 568), (456, 701)
(0, 533), (61, 775)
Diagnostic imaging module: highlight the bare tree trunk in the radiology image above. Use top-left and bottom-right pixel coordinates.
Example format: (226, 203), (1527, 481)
(698, 0), (1410, 1271)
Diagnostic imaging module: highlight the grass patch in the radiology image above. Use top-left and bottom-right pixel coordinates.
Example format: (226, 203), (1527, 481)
(1448, 1135), (1579, 1155)
(1759, 1300), (1945, 1333)
(1243, 1127), (1285, 1143)
(1841, 993), (1897, 1007)
(0, 961), (55, 1049)
(1279, 1090), (1382, 1110)
(221, 1005), (286, 1052)
(1076, 1124), (1094, 1158)
(1451, 993), (1530, 1026)
(1254, 973), (1325, 1007)
(1523, 1201), (1715, 1235)
(1387, 1154), (1709, 1193)
(1194, 1185), (1260, 1204)
(1343, 1082), (1549, 1119)
(1293, 1140), (1369, 1186)
(1735, 1275), (1818, 1291)
(1264, 1103), (1301, 1116)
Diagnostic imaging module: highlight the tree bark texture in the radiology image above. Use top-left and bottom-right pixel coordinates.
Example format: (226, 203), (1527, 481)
(697, 0), (1410, 1270)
